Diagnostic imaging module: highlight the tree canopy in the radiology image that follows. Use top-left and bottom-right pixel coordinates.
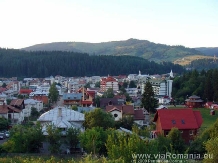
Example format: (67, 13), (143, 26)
(141, 81), (158, 113)
(83, 108), (115, 130)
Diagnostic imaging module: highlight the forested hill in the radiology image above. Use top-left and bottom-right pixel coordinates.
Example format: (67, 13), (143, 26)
(22, 38), (203, 63)
(195, 47), (218, 56)
(0, 48), (185, 78)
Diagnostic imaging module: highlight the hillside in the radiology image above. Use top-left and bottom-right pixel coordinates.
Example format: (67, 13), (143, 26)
(195, 47), (218, 56)
(22, 39), (203, 63)
(0, 48), (185, 78)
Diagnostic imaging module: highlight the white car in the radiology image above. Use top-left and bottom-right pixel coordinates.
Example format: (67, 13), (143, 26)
(0, 133), (5, 140)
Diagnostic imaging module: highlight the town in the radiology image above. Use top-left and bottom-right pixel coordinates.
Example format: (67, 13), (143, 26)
(0, 69), (217, 162)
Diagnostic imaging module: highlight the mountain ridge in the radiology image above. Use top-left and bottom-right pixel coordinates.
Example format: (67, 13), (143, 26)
(22, 38), (206, 64)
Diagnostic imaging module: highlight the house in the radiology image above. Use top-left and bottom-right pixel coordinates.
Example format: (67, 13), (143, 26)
(32, 96), (49, 105)
(0, 100), (24, 124)
(76, 87), (95, 107)
(19, 89), (33, 96)
(37, 106), (84, 135)
(10, 99), (25, 110)
(185, 95), (204, 108)
(100, 98), (119, 108)
(24, 99), (43, 117)
(62, 93), (82, 106)
(105, 105), (145, 126)
(153, 109), (203, 144)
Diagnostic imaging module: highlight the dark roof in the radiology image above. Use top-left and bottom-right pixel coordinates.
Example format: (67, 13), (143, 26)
(153, 108), (203, 130)
(105, 105), (135, 115)
(188, 95), (200, 99)
(10, 99), (24, 106)
(134, 110), (145, 120)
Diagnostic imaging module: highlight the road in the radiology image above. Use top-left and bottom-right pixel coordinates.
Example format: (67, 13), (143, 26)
(0, 138), (8, 145)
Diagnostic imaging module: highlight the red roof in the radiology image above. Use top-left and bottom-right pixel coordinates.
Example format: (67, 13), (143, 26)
(10, 99), (24, 106)
(153, 109), (203, 130)
(19, 89), (33, 95)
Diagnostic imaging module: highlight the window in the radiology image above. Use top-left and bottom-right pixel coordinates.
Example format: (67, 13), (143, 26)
(172, 120), (176, 124)
(181, 119), (185, 124)
(165, 131), (169, 136)
(114, 114), (118, 118)
(189, 130), (194, 135)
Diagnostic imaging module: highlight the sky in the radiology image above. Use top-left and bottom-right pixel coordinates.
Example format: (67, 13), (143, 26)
(0, 0), (218, 49)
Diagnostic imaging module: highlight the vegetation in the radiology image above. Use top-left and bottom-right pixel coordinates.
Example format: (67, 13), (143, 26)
(141, 81), (158, 113)
(48, 83), (59, 104)
(65, 127), (80, 151)
(0, 48), (185, 78)
(0, 117), (9, 131)
(83, 108), (115, 129)
(172, 69), (218, 104)
(2, 123), (44, 153)
(189, 58), (218, 70)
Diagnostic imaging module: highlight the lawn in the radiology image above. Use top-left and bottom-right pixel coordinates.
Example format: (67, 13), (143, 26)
(193, 108), (218, 129)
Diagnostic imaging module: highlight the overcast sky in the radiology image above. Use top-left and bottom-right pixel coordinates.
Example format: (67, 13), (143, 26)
(0, 0), (217, 49)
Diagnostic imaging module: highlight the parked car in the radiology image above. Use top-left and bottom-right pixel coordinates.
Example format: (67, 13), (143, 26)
(5, 131), (10, 138)
(0, 132), (6, 140)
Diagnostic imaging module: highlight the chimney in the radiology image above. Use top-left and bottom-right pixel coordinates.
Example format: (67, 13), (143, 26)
(58, 107), (62, 117)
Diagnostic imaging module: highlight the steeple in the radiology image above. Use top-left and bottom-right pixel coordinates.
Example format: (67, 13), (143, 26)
(170, 70), (174, 78)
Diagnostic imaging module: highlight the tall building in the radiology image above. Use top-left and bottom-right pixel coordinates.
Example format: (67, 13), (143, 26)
(100, 76), (119, 92)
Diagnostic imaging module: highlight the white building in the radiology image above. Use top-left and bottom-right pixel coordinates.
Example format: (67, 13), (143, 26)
(100, 76), (119, 92)
(37, 106), (84, 135)
(24, 99), (43, 117)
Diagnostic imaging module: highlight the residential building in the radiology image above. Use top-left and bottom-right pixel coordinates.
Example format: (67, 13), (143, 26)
(152, 108), (203, 144)
(62, 93), (83, 106)
(24, 99), (43, 117)
(37, 106), (84, 135)
(185, 95), (204, 108)
(100, 76), (119, 92)
(105, 105), (145, 126)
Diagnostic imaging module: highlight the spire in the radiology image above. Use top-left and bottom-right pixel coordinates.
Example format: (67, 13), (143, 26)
(170, 70), (174, 78)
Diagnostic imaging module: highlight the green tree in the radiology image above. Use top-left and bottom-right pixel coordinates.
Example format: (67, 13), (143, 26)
(129, 80), (137, 88)
(30, 107), (40, 120)
(0, 117), (9, 131)
(79, 127), (108, 156)
(83, 108), (115, 130)
(102, 88), (114, 98)
(95, 81), (100, 88)
(46, 125), (62, 154)
(115, 115), (134, 130)
(48, 83), (59, 104)
(71, 105), (78, 111)
(141, 81), (158, 113)
(167, 127), (185, 153)
(204, 137), (218, 163)
(2, 83), (7, 88)
(65, 127), (80, 151)
(2, 123), (44, 153)
(106, 131), (158, 163)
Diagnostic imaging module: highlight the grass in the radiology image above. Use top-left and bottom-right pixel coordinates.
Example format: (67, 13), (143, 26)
(193, 108), (218, 129)
(173, 55), (214, 66)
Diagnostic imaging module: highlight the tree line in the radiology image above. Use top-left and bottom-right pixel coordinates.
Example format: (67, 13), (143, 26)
(0, 48), (185, 78)
(172, 69), (218, 104)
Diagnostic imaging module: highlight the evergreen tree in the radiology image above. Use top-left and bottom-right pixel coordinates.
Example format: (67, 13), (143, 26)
(48, 83), (59, 104)
(141, 81), (158, 113)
